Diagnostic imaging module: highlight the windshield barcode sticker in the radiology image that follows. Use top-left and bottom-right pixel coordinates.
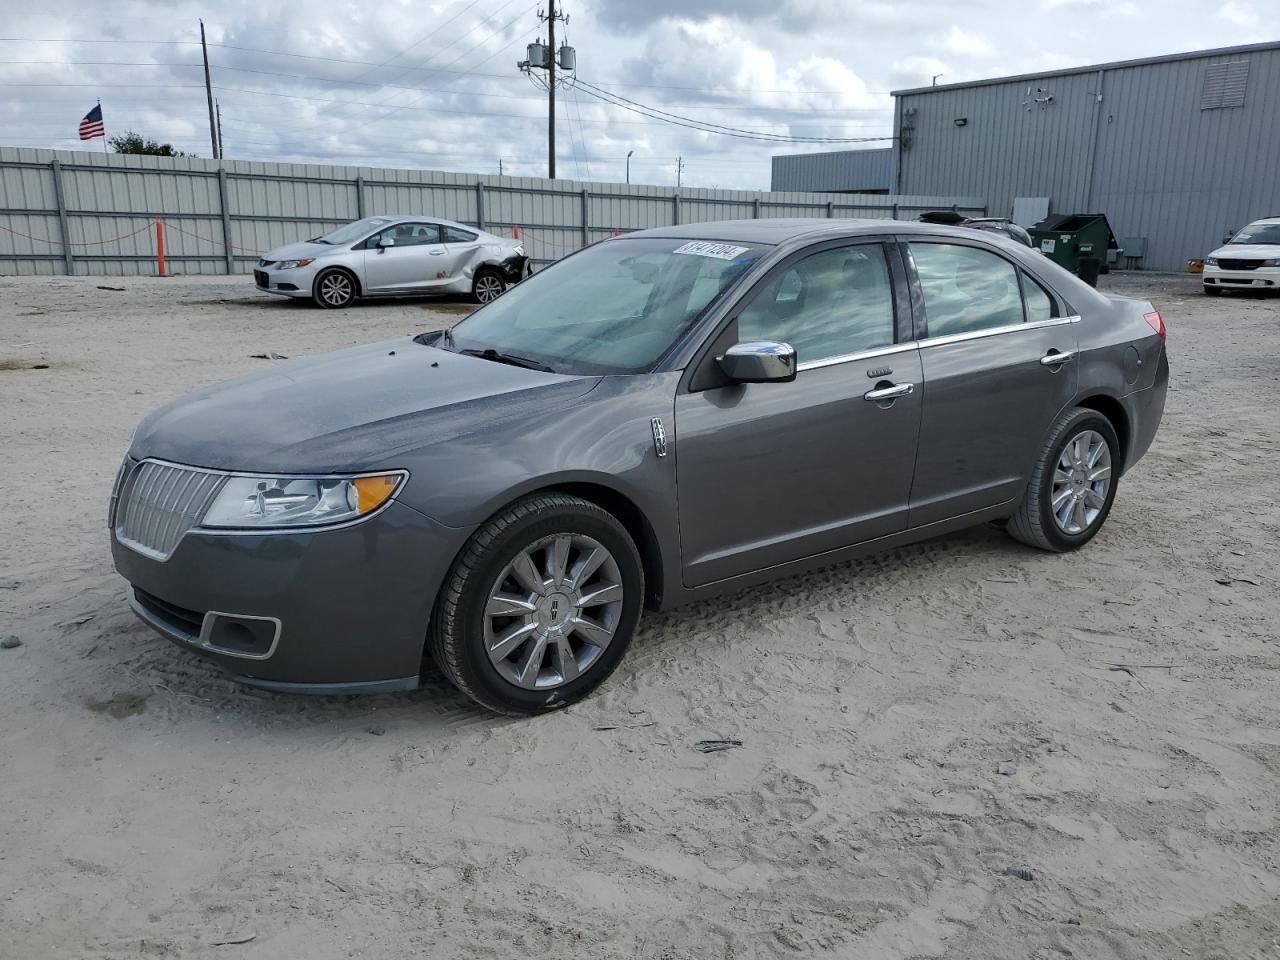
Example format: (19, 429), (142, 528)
(672, 241), (750, 261)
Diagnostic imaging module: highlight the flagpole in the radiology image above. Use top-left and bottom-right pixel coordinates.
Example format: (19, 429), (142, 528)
(99, 99), (107, 154)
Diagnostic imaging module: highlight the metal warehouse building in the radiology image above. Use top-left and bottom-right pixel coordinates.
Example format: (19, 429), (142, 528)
(771, 147), (893, 194)
(889, 40), (1280, 271)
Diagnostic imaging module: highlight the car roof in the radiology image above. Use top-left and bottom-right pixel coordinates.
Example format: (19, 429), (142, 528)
(381, 215), (487, 234)
(1244, 217), (1280, 226)
(627, 217), (1012, 246)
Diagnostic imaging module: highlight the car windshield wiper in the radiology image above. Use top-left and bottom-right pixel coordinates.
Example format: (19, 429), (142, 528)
(459, 347), (555, 373)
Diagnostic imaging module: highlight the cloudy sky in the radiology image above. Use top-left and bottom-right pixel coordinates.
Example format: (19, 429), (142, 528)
(0, 0), (1267, 188)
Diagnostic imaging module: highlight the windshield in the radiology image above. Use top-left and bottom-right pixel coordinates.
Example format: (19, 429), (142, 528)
(1229, 222), (1280, 245)
(316, 216), (393, 245)
(444, 237), (768, 375)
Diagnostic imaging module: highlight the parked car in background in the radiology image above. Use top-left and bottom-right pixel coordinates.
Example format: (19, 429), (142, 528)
(113, 219), (1167, 714)
(918, 210), (1033, 246)
(254, 216), (529, 308)
(1203, 217), (1280, 295)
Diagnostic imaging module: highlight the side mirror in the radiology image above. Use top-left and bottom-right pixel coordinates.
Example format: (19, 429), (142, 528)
(717, 340), (797, 384)
(378, 236), (396, 249)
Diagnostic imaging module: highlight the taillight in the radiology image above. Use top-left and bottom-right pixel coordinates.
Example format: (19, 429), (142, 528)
(1143, 310), (1166, 341)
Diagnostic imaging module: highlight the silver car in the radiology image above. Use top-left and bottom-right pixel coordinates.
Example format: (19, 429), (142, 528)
(253, 215), (530, 308)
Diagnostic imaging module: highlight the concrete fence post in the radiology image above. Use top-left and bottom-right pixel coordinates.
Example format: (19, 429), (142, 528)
(217, 168), (234, 274)
(581, 189), (590, 247)
(355, 176), (366, 219)
(826, 201), (834, 218)
(672, 193), (680, 226)
(476, 181), (486, 230)
(892, 203), (900, 220)
(50, 158), (74, 276)
(753, 198), (761, 219)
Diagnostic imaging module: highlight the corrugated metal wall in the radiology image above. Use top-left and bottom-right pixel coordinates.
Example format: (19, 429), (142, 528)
(895, 44), (1280, 271)
(771, 148), (894, 193)
(0, 147), (984, 277)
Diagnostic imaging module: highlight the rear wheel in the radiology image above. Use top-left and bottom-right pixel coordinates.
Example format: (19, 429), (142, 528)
(428, 494), (644, 715)
(1007, 407), (1120, 552)
(471, 268), (506, 304)
(313, 269), (357, 309)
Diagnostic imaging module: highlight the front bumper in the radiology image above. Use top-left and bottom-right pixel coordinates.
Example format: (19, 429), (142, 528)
(254, 262), (320, 299)
(1203, 265), (1280, 289)
(112, 500), (468, 692)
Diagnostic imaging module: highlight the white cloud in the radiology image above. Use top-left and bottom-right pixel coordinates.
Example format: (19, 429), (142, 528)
(935, 26), (994, 58)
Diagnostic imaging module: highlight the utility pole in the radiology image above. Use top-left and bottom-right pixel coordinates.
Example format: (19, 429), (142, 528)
(215, 100), (224, 158)
(200, 20), (219, 159)
(676, 156), (684, 188)
(546, 0), (556, 179)
(517, 6), (573, 180)
(499, 158), (504, 176)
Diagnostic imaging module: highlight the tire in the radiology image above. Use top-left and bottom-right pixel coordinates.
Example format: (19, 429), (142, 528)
(428, 494), (644, 715)
(1203, 284), (1223, 297)
(1007, 407), (1121, 552)
(313, 268), (358, 309)
(471, 268), (507, 304)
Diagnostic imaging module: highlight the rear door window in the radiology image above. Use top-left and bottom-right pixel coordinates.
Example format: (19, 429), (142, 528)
(910, 242), (1024, 337)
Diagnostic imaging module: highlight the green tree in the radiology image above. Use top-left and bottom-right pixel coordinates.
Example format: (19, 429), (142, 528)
(108, 131), (192, 157)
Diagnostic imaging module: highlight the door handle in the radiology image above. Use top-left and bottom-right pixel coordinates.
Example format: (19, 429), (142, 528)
(430, 249), (446, 255)
(1040, 349), (1076, 366)
(864, 382), (914, 402)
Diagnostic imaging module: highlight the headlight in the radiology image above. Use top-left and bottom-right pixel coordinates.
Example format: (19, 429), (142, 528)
(1204, 257), (1219, 266)
(513, 245), (525, 256)
(201, 471), (405, 529)
(277, 258), (315, 269)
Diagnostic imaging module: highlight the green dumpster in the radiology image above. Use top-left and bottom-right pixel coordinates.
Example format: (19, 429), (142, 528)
(1029, 214), (1119, 286)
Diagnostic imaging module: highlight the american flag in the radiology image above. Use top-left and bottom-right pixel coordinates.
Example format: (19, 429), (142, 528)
(78, 104), (104, 140)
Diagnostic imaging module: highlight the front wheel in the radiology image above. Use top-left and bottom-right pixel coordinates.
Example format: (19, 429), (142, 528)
(471, 269), (507, 304)
(428, 494), (644, 714)
(1007, 407), (1120, 552)
(313, 269), (357, 309)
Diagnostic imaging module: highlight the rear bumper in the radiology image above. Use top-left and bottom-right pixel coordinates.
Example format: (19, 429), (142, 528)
(112, 500), (469, 691)
(1122, 348), (1169, 472)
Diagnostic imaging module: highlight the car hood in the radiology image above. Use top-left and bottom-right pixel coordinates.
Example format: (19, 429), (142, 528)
(1210, 244), (1280, 259)
(262, 239), (345, 261)
(130, 339), (600, 473)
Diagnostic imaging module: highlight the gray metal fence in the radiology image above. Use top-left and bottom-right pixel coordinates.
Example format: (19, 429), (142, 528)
(0, 147), (986, 277)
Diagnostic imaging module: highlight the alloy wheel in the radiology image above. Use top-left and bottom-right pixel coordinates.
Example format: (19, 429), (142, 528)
(1051, 429), (1112, 535)
(319, 272), (353, 307)
(475, 274), (505, 303)
(483, 533), (624, 690)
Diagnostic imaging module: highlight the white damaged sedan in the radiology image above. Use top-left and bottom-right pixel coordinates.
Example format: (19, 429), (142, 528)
(254, 216), (530, 308)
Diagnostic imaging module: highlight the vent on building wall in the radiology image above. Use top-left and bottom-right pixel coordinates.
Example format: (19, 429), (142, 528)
(1201, 59), (1249, 109)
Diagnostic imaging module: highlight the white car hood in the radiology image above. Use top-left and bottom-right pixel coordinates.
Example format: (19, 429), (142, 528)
(1210, 244), (1280, 259)
(262, 239), (345, 261)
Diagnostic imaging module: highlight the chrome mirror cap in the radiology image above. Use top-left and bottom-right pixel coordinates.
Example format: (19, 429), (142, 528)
(717, 340), (797, 384)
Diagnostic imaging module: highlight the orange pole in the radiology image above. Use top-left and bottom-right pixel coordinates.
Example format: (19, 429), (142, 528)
(155, 217), (167, 277)
(512, 224), (520, 239)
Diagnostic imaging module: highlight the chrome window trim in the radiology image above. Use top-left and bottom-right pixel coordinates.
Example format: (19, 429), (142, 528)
(920, 314), (1078, 349)
(796, 341), (919, 372)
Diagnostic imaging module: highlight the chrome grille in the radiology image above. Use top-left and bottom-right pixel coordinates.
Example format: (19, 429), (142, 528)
(115, 461), (224, 561)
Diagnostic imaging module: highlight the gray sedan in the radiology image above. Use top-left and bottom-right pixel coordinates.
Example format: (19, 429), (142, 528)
(112, 219), (1168, 714)
(254, 215), (529, 308)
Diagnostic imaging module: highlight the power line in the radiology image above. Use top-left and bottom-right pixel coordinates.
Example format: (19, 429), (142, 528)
(570, 79), (894, 143)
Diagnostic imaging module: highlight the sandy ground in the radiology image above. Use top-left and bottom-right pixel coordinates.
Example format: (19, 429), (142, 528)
(0, 272), (1278, 959)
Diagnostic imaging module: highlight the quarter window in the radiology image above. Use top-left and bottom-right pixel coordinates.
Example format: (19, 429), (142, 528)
(911, 243), (1024, 337)
(737, 244), (896, 364)
(443, 226), (479, 243)
(1021, 271), (1058, 323)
